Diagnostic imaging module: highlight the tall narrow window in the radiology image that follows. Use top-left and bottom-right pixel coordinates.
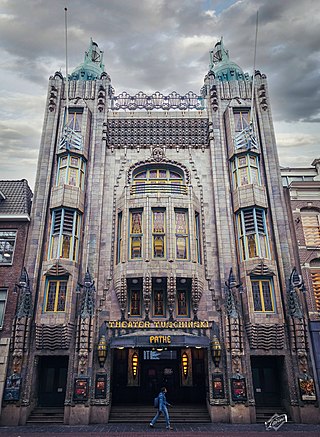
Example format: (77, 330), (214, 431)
(234, 110), (250, 133)
(176, 278), (190, 317)
(237, 208), (270, 261)
(57, 155), (86, 189)
(49, 209), (81, 261)
(45, 280), (67, 312)
(195, 212), (202, 264)
(0, 231), (17, 264)
(128, 278), (142, 317)
(153, 278), (166, 317)
(301, 209), (320, 247)
(0, 288), (8, 328)
(251, 279), (275, 312)
(175, 209), (189, 260)
(231, 154), (260, 188)
(68, 109), (82, 132)
(130, 210), (143, 259)
(152, 209), (166, 258)
(116, 211), (123, 264)
(310, 259), (320, 312)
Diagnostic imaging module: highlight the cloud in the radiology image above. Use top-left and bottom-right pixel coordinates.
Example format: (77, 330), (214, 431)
(0, 0), (319, 184)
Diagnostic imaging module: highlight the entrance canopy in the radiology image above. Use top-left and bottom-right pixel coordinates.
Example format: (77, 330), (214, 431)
(109, 331), (210, 349)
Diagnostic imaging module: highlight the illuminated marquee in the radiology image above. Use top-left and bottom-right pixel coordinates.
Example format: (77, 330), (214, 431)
(106, 320), (210, 329)
(149, 335), (171, 344)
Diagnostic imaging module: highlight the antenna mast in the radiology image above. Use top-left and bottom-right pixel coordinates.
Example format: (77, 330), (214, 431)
(65, 6), (69, 124)
(250, 10), (259, 122)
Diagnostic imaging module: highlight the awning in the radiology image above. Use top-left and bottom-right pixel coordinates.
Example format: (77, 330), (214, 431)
(109, 331), (210, 349)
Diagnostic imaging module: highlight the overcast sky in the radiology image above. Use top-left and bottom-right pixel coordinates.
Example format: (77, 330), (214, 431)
(0, 0), (319, 189)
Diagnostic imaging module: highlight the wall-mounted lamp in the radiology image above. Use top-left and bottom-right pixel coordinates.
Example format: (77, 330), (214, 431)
(97, 335), (107, 368)
(211, 336), (221, 368)
(132, 353), (138, 378)
(182, 352), (188, 377)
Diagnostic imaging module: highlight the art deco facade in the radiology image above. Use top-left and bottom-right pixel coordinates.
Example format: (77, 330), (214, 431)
(1, 40), (319, 425)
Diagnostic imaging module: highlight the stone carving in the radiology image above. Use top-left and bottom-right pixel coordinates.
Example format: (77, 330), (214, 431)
(105, 118), (209, 150)
(115, 275), (127, 321)
(167, 273), (175, 321)
(143, 272), (151, 321)
(191, 274), (203, 321)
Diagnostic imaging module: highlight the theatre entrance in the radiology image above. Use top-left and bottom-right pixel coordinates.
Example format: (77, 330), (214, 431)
(38, 356), (68, 407)
(112, 347), (207, 405)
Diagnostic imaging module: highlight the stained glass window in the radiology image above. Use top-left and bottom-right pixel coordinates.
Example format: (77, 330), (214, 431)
(49, 209), (81, 261)
(175, 210), (188, 259)
(45, 280), (67, 312)
(251, 279), (274, 312)
(130, 210), (143, 259)
(177, 289), (188, 316)
(152, 209), (166, 258)
(130, 289), (141, 316)
(237, 208), (270, 261)
(57, 154), (86, 189)
(231, 154), (260, 188)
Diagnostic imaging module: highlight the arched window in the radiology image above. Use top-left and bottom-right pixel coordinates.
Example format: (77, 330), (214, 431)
(131, 165), (186, 195)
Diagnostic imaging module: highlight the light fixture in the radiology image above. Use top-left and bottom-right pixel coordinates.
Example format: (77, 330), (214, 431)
(132, 279), (138, 284)
(117, 347), (124, 350)
(132, 353), (138, 378)
(156, 278), (162, 284)
(182, 352), (188, 377)
(180, 278), (186, 284)
(211, 336), (221, 368)
(97, 335), (107, 368)
(156, 348), (163, 352)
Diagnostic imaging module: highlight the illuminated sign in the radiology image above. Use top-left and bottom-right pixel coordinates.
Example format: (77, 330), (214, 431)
(149, 335), (171, 344)
(106, 320), (210, 329)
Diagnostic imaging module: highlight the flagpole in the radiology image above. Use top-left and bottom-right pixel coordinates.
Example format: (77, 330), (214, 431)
(250, 10), (259, 123)
(65, 6), (69, 124)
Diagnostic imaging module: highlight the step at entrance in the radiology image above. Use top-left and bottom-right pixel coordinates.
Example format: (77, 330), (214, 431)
(255, 407), (291, 424)
(109, 403), (211, 423)
(27, 407), (64, 424)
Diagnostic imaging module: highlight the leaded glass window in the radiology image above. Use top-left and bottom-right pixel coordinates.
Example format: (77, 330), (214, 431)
(153, 278), (166, 317)
(251, 279), (275, 312)
(234, 110), (250, 132)
(152, 209), (166, 258)
(175, 209), (189, 260)
(0, 231), (17, 264)
(0, 288), (8, 328)
(237, 208), (270, 261)
(45, 280), (67, 312)
(130, 210), (143, 259)
(128, 278), (142, 317)
(231, 154), (260, 188)
(176, 278), (190, 317)
(57, 154), (86, 189)
(49, 209), (81, 261)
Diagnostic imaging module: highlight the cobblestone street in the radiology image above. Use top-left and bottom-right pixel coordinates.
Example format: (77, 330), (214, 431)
(1, 422), (320, 436)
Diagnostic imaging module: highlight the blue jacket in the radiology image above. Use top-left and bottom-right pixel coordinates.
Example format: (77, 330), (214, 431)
(158, 391), (169, 410)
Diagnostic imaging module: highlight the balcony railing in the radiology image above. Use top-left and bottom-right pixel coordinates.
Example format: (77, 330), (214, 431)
(130, 183), (187, 196)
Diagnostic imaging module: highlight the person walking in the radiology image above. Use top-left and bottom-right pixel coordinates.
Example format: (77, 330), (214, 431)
(150, 386), (173, 430)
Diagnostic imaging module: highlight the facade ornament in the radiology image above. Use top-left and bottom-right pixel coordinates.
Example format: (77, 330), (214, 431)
(288, 268), (303, 319)
(225, 268), (239, 318)
(15, 267), (32, 319)
(152, 146), (165, 162)
(167, 273), (175, 321)
(79, 269), (96, 318)
(191, 274), (203, 321)
(115, 275), (127, 321)
(143, 272), (151, 321)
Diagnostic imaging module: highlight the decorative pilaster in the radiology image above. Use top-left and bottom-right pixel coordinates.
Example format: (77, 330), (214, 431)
(115, 274), (127, 321)
(76, 269), (95, 375)
(191, 274), (203, 321)
(143, 272), (151, 321)
(167, 273), (175, 321)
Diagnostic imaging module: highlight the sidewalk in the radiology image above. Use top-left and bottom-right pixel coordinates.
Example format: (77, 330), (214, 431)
(1, 422), (320, 436)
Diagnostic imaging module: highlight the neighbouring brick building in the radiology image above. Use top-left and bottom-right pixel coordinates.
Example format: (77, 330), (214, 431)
(281, 160), (320, 393)
(1, 39), (319, 425)
(0, 180), (32, 418)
